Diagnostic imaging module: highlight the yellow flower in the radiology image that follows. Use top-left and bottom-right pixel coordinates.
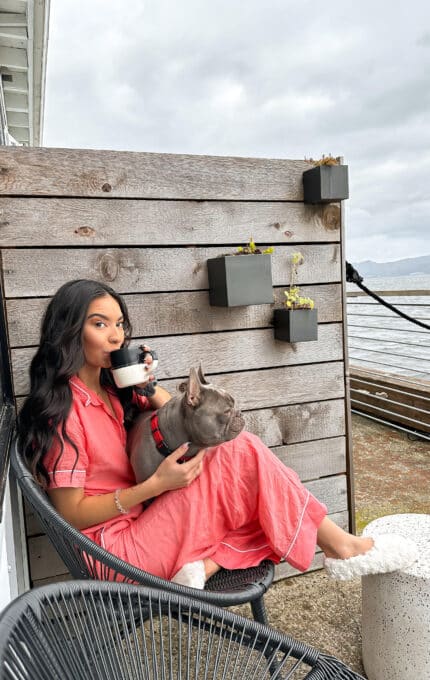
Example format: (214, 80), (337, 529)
(283, 287), (315, 310)
(263, 246), (274, 254)
(292, 252), (304, 266)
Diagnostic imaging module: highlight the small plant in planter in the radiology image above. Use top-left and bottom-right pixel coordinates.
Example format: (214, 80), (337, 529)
(303, 154), (349, 204)
(234, 238), (274, 256)
(273, 252), (318, 342)
(207, 238), (274, 307)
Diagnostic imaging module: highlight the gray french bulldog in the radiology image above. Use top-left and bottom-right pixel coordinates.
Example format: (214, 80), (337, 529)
(127, 366), (245, 484)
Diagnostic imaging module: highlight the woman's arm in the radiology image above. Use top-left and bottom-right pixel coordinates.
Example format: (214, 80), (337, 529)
(47, 444), (205, 530)
(147, 384), (171, 409)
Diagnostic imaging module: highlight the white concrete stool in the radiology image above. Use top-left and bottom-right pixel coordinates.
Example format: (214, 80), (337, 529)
(361, 514), (430, 680)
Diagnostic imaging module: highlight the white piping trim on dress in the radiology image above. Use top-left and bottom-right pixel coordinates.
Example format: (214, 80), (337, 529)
(70, 380), (91, 406)
(220, 541), (270, 553)
(283, 489), (310, 560)
(47, 469), (85, 476)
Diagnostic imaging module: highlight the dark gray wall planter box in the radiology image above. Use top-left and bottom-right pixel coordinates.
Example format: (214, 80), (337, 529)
(273, 308), (318, 342)
(207, 254), (273, 306)
(303, 165), (349, 203)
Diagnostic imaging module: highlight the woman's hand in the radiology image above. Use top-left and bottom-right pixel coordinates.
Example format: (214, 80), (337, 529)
(152, 444), (206, 494)
(134, 343), (172, 408)
(136, 344), (157, 387)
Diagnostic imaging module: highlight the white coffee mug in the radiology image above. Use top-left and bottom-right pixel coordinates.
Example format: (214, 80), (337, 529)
(110, 347), (158, 389)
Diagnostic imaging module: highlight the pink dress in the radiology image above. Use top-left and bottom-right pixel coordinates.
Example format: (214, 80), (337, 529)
(44, 376), (327, 579)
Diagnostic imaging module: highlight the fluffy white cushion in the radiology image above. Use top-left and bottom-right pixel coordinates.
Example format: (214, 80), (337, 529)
(324, 534), (419, 581)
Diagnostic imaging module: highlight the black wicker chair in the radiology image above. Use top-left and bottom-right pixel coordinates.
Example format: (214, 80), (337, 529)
(11, 437), (274, 624)
(0, 580), (365, 679)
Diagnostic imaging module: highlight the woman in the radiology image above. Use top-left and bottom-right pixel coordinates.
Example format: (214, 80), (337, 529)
(18, 279), (417, 588)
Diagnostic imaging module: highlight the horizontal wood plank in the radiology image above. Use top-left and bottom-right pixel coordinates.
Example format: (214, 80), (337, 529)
(244, 400), (346, 445)
(306, 476), (347, 514)
(6, 284), (342, 347)
(275, 551), (325, 579)
(350, 367), (430, 433)
(160, 363), (345, 411)
(0, 197), (341, 247)
(31, 572), (72, 588)
(15, 361), (345, 408)
(12, 324), (344, 394)
(273, 436), (346, 481)
(28, 534), (71, 582)
(15, 367), (345, 417)
(0, 148), (316, 200)
(17, 395), (345, 447)
(2, 244), (341, 297)
(24, 499), (44, 538)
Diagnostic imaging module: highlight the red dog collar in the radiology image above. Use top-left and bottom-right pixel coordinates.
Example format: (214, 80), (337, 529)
(150, 411), (192, 463)
(150, 411), (172, 457)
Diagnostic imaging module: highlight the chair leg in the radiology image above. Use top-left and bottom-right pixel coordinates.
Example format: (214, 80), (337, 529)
(251, 595), (269, 625)
(251, 599), (284, 678)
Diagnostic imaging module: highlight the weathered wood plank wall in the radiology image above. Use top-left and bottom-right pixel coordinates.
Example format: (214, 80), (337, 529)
(0, 147), (352, 586)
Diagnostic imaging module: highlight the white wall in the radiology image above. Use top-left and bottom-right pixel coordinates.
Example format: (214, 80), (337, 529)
(0, 476), (29, 612)
(0, 485), (14, 611)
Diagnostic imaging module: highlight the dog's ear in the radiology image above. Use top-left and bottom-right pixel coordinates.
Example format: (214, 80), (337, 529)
(185, 367), (202, 407)
(197, 363), (209, 385)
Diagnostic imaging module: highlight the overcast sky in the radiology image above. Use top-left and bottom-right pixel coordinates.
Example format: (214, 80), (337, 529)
(44, 0), (430, 264)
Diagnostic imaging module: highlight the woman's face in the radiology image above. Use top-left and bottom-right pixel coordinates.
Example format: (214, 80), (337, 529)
(82, 294), (125, 370)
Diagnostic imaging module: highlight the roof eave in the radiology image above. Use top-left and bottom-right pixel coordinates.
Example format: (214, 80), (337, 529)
(28, 0), (50, 146)
(1, 0), (50, 146)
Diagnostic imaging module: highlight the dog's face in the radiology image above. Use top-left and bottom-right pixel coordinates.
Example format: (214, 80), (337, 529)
(179, 366), (245, 447)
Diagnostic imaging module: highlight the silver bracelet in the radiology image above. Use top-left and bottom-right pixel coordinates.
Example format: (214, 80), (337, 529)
(114, 488), (128, 515)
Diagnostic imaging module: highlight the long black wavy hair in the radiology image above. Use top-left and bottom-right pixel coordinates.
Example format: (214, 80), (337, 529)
(17, 279), (133, 487)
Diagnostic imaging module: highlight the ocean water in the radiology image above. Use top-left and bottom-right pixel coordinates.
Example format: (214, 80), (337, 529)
(346, 274), (430, 381)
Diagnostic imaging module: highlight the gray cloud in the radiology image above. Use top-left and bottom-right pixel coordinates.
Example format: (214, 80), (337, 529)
(44, 0), (430, 262)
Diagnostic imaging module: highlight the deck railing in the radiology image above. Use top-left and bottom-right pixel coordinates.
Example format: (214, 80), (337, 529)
(346, 289), (430, 440)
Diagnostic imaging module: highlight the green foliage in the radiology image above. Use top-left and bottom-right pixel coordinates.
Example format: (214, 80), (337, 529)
(283, 252), (315, 310)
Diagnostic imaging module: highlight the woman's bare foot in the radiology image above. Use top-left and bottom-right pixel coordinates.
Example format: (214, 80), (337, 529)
(203, 557), (221, 579)
(317, 517), (374, 559)
(318, 516), (419, 580)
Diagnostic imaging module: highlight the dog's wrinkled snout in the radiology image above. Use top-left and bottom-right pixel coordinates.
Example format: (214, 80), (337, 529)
(231, 410), (245, 434)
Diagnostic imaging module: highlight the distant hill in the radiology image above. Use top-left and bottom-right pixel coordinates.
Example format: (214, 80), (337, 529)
(352, 255), (430, 278)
